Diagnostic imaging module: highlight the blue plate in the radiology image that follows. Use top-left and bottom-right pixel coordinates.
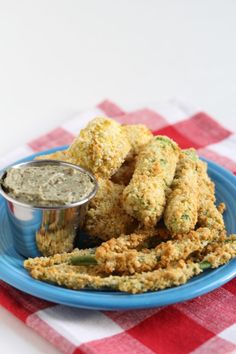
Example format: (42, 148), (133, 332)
(0, 146), (236, 310)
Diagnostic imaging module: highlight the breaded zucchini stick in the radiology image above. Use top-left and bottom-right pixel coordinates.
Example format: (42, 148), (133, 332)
(123, 136), (179, 227)
(122, 124), (153, 160)
(68, 117), (131, 178)
(197, 160), (225, 231)
(84, 179), (136, 241)
(164, 149), (199, 234)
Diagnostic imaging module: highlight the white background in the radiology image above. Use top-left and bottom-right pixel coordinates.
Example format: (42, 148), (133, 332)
(0, 0), (236, 353)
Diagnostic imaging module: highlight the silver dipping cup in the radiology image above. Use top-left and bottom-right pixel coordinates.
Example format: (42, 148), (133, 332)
(0, 160), (97, 258)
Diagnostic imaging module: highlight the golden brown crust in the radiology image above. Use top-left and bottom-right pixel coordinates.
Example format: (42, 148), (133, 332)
(122, 124), (153, 160)
(84, 179), (136, 240)
(123, 136), (179, 227)
(197, 160), (225, 232)
(25, 258), (202, 294)
(94, 227), (217, 274)
(68, 117), (131, 178)
(24, 232), (236, 294)
(24, 248), (96, 270)
(164, 149), (199, 234)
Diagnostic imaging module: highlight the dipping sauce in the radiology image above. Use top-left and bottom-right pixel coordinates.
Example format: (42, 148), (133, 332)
(2, 164), (95, 207)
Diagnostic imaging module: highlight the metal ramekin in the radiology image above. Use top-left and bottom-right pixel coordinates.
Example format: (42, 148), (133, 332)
(0, 160), (98, 258)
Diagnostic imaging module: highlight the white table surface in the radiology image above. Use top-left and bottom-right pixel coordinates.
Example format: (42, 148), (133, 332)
(0, 0), (236, 353)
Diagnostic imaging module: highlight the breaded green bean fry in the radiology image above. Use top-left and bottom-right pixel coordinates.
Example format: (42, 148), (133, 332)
(26, 259), (202, 294)
(24, 248), (96, 270)
(164, 149), (199, 234)
(72, 227), (217, 274)
(24, 235), (236, 294)
(123, 136), (179, 227)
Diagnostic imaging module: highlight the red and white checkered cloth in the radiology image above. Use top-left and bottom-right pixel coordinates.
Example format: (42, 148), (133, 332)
(0, 99), (236, 354)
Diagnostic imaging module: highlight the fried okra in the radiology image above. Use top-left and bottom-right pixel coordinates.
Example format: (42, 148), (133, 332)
(123, 136), (179, 227)
(84, 179), (136, 241)
(164, 149), (199, 234)
(68, 117), (131, 178)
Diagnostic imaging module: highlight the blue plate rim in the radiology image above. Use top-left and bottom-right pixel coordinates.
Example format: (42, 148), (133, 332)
(0, 146), (236, 310)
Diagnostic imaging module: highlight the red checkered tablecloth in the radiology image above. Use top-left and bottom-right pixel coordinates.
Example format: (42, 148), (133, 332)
(0, 99), (236, 354)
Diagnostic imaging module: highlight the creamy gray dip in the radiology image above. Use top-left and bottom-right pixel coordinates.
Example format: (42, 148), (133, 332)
(2, 165), (95, 206)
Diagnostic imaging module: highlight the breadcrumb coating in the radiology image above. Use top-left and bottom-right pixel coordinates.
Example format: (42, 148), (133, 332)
(111, 124), (152, 185)
(123, 136), (179, 227)
(68, 117), (131, 178)
(36, 228), (76, 256)
(122, 124), (153, 160)
(84, 178), (136, 240)
(94, 227), (217, 274)
(23, 120), (235, 295)
(164, 149), (199, 234)
(25, 258), (202, 294)
(202, 237), (236, 268)
(95, 227), (170, 254)
(24, 248), (96, 270)
(197, 160), (225, 232)
(24, 233), (236, 294)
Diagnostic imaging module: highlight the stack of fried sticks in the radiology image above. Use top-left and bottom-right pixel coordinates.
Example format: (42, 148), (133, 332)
(25, 117), (236, 294)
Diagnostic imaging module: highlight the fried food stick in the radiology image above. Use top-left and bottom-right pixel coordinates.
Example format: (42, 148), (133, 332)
(26, 228), (169, 271)
(164, 149), (199, 234)
(123, 136), (179, 227)
(26, 259), (203, 294)
(92, 227), (171, 253)
(24, 248), (96, 271)
(24, 237), (236, 294)
(84, 179), (136, 241)
(68, 117), (131, 178)
(197, 160), (225, 231)
(111, 125), (152, 185)
(122, 124), (153, 160)
(71, 227), (219, 274)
